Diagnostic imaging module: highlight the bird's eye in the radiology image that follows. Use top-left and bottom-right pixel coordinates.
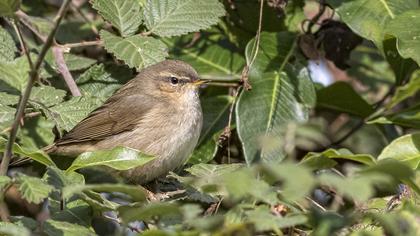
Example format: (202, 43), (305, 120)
(169, 76), (179, 85)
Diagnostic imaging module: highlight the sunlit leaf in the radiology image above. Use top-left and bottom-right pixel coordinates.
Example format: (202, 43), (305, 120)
(331, 0), (418, 50)
(66, 146), (154, 172)
(386, 9), (420, 65)
(0, 26), (17, 62)
(0, 137), (56, 166)
(301, 148), (376, 168)
(91, 0), (142, 37)
(101, 30), (168, 70)
(164, 35), (245, 79)
(388, 70), (420, 108)
(43, 220), (96, 236)
(16, 174), (53, 204)
(237, 70), (315, 164)
(143, 0), (225, 37)
(62, 183), (147, 202)
(0, 222), (30, 236)
(119, 202), (181, 223)
(29, 85), (66, 107)
(377, 133), (420, 169)
(76, 64), (132, 100)
(44, 96), (102, 131)
(0, 56), (30, 93)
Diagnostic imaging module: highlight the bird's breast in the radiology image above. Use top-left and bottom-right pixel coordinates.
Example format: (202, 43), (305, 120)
(120, 100), (203, 183)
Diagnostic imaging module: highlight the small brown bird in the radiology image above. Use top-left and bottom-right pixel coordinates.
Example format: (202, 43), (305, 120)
(46, 60), (205, 183)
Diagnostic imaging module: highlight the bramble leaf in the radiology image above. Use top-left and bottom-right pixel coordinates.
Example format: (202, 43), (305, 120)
(143, 0), (225, 37)
(101, 30), (168, 70)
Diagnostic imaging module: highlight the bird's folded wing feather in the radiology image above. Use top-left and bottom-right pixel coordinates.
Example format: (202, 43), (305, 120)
(56, 93), (155, 145)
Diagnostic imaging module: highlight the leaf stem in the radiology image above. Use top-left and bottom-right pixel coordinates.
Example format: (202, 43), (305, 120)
(0, 0), (72, 177)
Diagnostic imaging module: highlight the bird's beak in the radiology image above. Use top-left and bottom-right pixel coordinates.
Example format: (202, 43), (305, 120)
(192, 79), (210, 86)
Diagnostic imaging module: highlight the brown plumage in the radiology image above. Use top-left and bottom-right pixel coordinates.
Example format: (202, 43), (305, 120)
(46, 60), (204, 183)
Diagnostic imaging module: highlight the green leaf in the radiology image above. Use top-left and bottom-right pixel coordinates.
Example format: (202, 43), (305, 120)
(62, 183), (147, 202)
(245, 32), (297, 79)
(246, 206), (306, 232)
(0, 222), (30, 236)
(81, 190), (119, 211)
(223, 168), (278, 204)
(44, 96), (102, 131)
(76, 64), (132, 100)
(119, 202), (181, 223)
(0, 176), (11, 191)
(333, 0), (418, 50)
(42, 51), (97, 78)
(164, 36), (245, 79)
(0, 56), (30, 93)
(388, 70), (420, 108)
(66, 146), (154, 172)
(18, 116), (56, 151)
(189, 96), (233, 164)
(0, 137), (56, 166)
(43, 220), (96, 236)
(0, 0), (20, 16)
(383, 37), (418, 85)
(262, 163), (315, 202)
(236, 71), (315, 164)
(143, 0), (225, 37)
(237, 31), (315, 164)
(0, 26), (17, 62)
(44, 166), (85, 190)
(9, 216), (38, 231)
(301, 148), (376, 168)
(101, 30), (168, 70)
(318, 173), (389, 202)
(91, 0), (142, 37)
(29, 85), (67, 107)
(15, 174), (53, 204)
(186, 163), (244, 178)
(0, 92), (19, 105)
(317, 82), (374, 118)
(377, 133), (420, 169)
(0, 104), (16, 127)
(386, 9), (420, 65)
(51, 200), (92, 227)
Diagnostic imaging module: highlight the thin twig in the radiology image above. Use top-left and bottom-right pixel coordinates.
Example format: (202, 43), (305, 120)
(218, 88), (240, 163)
(11, 19), (34, 70)
(325, 87), (396, 148)
(217, 0), (265, 159)
(240, 0), (265, 90)
(0, 0), (72, 177)
(208, 82), (239, 87)
(15, 10), (48, 43)
(60, 40), (103, 49)
(52, 46), (82, 96)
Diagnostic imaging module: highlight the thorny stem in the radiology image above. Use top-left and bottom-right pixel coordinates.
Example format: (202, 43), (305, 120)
(0, 0), (72, 177)
(52, 46), (82, 96)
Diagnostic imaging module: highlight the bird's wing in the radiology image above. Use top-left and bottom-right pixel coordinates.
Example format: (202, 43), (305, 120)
(55, 93), (155, 145)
